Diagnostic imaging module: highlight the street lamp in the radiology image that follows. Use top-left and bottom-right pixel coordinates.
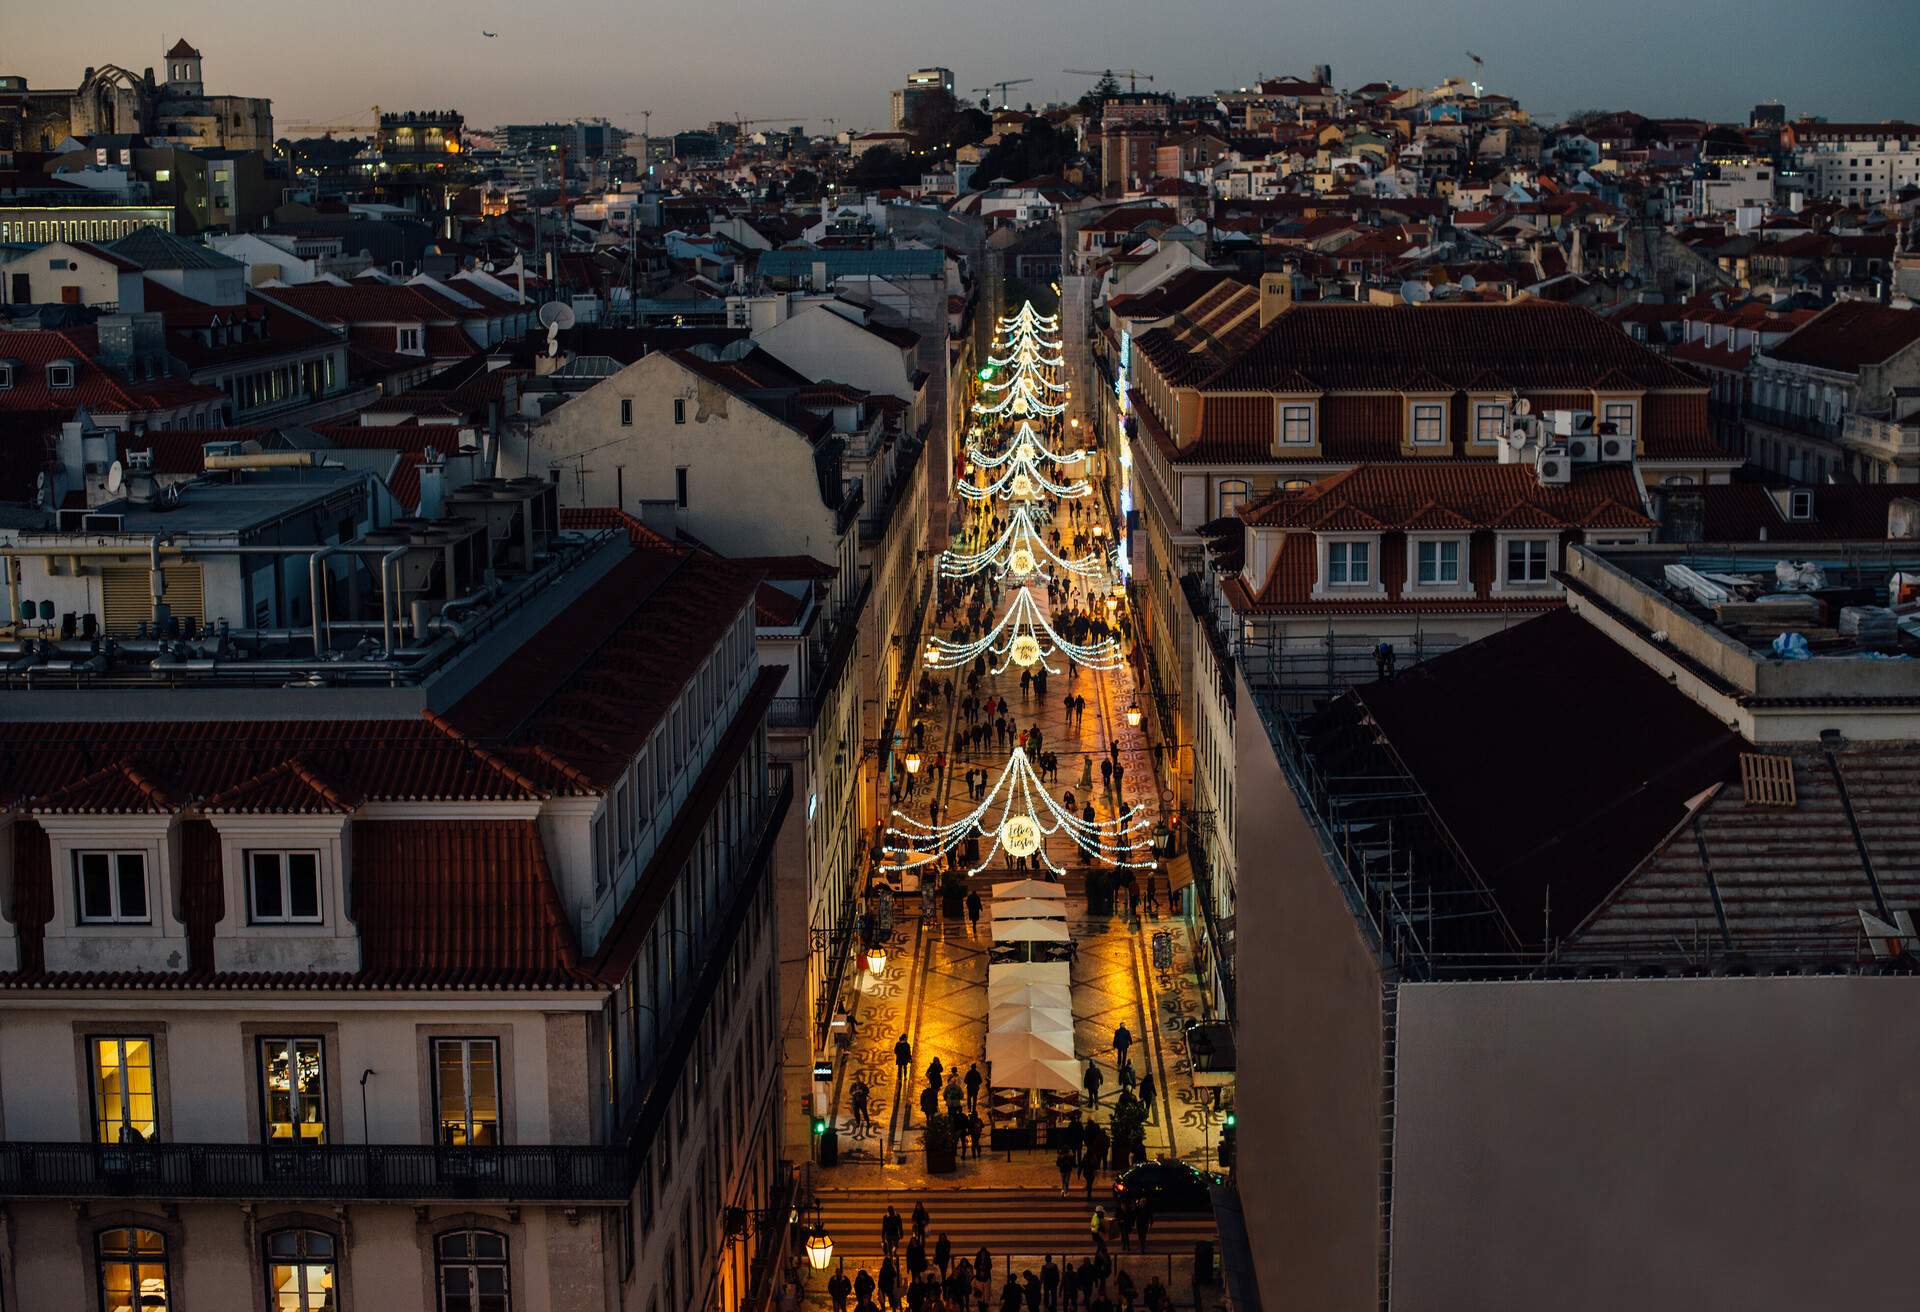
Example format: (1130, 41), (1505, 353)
(1125, 703), (1143, 728)
(867, 945), (888, 976)
(805, 1218), (835, 1270)
(904, 751), (923, 775)
(1104, 595), (1119, 614)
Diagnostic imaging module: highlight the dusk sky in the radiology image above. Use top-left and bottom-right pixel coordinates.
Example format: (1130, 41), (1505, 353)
(9, 0), (1915, 134)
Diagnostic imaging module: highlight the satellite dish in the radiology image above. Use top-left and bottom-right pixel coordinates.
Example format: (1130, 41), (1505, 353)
(1459, 274), (1478, 291)
(1399, 280), (1431, 304)
(538, 301), (577, 330)
(105, 461), (124, 495)
(1514, 397), (1532, 416)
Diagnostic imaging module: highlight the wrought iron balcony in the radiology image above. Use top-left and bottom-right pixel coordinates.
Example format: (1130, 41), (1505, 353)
(0, 1140), (631, 1203)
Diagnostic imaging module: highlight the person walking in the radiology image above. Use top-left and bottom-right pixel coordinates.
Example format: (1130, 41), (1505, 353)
(967, 1110), (984, 1159)
(920, 1083), (938, 1126)
(829, 1264), (853, 1311)
(1056, 1146), (1075, 1192)
(1134, 1203), (1152, 1252)
(882, 1206), (904, 1260)
(895, 1035), (913, 1088)
(912, 1200), (931, 1244)
(975, 1245), (993, 1295)
(966, 889), (982, 936)
(879, 1257), (901, 1311)
(1111, 1024), (1132, 1066)
(935, 1232), (953, 1278)
(1041, 1256), (1061, 1312)
(1023, 1269), (1043, 1312)
(1079, 1155), (1097, 1199)
(1117, 1057), (1136, 1095)
(1088, 1206), (1106, 1247)
(906, 1234), (927, 1283)
(1000, 1276), (1023, 1312)
(926, 1056), (944, 1090)
(1082, 1060), (1103, 1107)
(964, 1063), (983, 1113)
(855, 1267), (876, 1308)
(1137, 1071), (1155, 1123)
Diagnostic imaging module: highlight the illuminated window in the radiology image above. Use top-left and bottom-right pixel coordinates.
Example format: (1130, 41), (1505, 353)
(248, 851), (322, 923)
(92, 1037), (157, 1143)
(1280, 404), (1313, 444)
(433, 1039), (501, 1145)
(265, 1229), (337, 1311)
(76, 852), (148, 923)
(1216, 479), (1251, 518)
(1474, 402), (1507, 442)
(437, 1228), (511, 1312)
(259, 1037), (327, 1142)
(1327, 540), (1370, 585)
(1410, 402), (1445, 444)
(97, 1228), (169, 1312)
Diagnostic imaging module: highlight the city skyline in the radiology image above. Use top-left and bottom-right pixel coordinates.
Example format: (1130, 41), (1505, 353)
(5, 0), (1916, 134)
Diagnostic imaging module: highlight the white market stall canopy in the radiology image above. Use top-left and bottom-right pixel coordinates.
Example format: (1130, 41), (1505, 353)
(985, 981), (1073, 1011)
(992, 918), (1071, 943)
(988, 1003), (1074, 1034)
(992, 879), (1067, 900)
(991, 897), (1069, 921)
(988, 1054), (1080, 1093)
(986, 1029), (1076, 1065)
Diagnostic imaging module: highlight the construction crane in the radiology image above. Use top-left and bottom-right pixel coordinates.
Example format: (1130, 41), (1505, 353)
(732, 114), (807, 139)
(282, 105), (381, 137)
(1064, 68), (1155, 93)
(972, 78), (1033, 109)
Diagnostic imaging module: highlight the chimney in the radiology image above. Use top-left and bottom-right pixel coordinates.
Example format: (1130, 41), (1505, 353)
(418, 446), (447, 518)
(1258, 267), (1296, 327)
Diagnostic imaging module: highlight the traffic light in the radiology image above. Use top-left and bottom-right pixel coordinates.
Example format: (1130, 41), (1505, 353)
(977, 366), (994, 381)
(811, 1117), (827, 1137)
(1218, 1116), (1237, 1169)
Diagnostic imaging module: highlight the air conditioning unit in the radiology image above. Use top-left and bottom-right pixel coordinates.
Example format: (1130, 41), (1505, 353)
(1599, 435), (1633, 462)
(1547, 409), (1595, 438)
(1536, 445), (1572, 485)
(1565, 434), (1598, 463)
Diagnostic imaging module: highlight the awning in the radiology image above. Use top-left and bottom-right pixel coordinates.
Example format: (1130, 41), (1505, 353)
(992, 879), (1067, 899)
(993, 918), (1070, 943)
(986, 981), (1074, 1011)
(1163, 853), (1195, 893)
(992, 897), (1068, 920)
(986, 1029), (1076, 1064)
(988, 1004), (1074, 1034)
(988, 1054), (1080, 1093)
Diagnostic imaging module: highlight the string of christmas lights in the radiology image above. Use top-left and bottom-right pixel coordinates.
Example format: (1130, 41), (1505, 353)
(882, 746), (1157, 877)
(956, 445), (1090, 501)
(967, 421), (1085, 468)
(923, 585), (1123, 674)
(940, 504), (1105, 582)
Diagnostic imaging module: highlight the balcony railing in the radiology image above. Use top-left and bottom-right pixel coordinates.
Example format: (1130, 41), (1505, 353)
(0, 1141), (631, 1203)
(767, 575), (871, 731)
(1747, 404), (1842, 444)
(835, 478), (866, 537)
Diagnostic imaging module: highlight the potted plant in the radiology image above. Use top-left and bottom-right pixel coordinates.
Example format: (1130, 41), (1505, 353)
(923, 1111), (960, 1174)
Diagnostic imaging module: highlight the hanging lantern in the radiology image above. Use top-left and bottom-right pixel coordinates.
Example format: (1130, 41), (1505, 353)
(925, 641), (940, 664)
(1126, 703), (1144, 728)
(1092, 523), (1105, 538)
(1009, 634), (1042, 668)
(805, 1223), (834, 1270)
(904, 751), (922, 775)
(867, 946), (888, 977)
(1000, 815), (1042, 858)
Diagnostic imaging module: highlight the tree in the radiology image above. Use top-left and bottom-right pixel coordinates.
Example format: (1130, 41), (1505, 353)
(1075, 73), (1123, 120)
(969, 119), (1070, 189)
(849, 147), (918, 190)
(786, 168), (820, 203)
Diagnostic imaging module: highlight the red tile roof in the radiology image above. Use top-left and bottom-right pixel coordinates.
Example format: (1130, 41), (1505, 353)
(1765, 301), (1920, 373)
(1202, 302), (1702, 393)
(1240, 461), (1652, 532)
(0, 328), (218, 416)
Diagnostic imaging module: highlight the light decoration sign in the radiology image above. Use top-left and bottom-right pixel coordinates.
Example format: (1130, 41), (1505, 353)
(882, 747), (1157, 877)
(940, 504), (1104, 583)
(923, 585), (1123, 674)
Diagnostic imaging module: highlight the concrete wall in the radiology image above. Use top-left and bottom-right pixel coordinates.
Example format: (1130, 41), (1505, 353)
(504, 352), (841, 561)
(1231, 671), (1384, 1312)
(1390, 975), (1920, 1312)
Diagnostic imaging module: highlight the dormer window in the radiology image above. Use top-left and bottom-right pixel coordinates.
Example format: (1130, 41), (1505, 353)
(0, 361), (13, 390)
(1280, 403), (1314, 445)
(398, 327), (422, 353)
(47, 361), (76, 389)
(1601, 401), (1637, 439)
(1410, 402), (1445, 445)
(247, 851), (323, 924)
(1328, 540), (1371, 585)
(76, 851), (150, 924)
(1473, 401), (1507, 444)
(1788, 489), (1814, 521)
(1416, 539), (1461, 584)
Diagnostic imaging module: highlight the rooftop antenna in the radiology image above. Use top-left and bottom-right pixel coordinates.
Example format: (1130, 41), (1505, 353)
(539, 300), (576, 357)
